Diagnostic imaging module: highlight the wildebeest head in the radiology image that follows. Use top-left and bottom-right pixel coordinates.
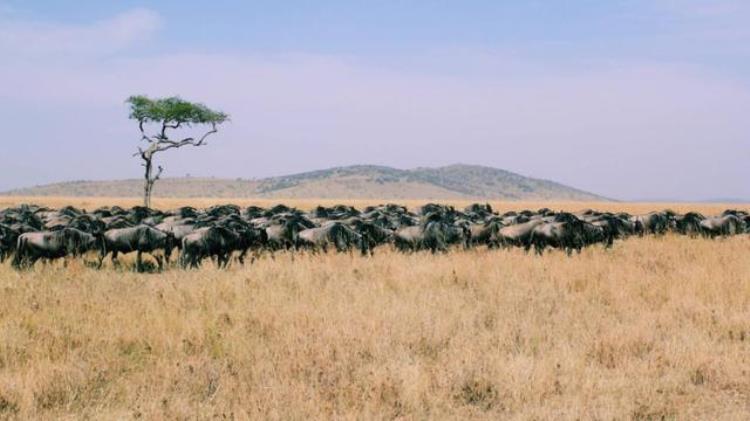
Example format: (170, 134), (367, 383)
(553, 212), (580, 224)
(163, 231), (178, 260)
(580, 222), (605, 245)
(355, 221), (393, 245)
(62, 228), (98, 257)
(674, 212), (704, 235)
(236, 226), (267, 250)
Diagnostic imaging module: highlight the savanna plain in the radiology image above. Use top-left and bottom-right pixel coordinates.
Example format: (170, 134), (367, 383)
(0, 197), (749, 420)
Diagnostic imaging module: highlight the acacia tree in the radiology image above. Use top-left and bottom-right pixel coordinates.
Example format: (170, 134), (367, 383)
(126, 96), (228, 208)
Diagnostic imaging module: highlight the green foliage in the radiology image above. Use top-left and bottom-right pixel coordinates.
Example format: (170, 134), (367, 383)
(126, 95), (228, 126)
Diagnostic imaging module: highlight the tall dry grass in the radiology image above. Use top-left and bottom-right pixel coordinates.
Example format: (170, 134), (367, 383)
(0, 231), (749, 419)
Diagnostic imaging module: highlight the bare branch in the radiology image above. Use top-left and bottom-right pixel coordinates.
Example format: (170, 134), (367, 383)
(159, 121), (182, 140)
(149, 124), (218, 153)
(194, 122), (218, 146)
(138, 120), (154, 143)
(152, 165), (164, 182)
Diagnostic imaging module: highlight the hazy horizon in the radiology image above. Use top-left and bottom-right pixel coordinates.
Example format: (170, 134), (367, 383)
(1, 1), (748, 201)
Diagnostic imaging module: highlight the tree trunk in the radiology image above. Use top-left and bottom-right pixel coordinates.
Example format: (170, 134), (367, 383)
(143, 156), (153, 208)
(141, 152), (161, 209)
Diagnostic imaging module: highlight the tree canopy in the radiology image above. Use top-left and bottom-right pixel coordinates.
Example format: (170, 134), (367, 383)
(126, 95), (229, 126)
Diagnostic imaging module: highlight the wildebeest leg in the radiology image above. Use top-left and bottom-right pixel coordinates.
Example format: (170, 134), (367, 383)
(11, 250), (23, 269)
(97, 251), (107, 269)
(187, 253), (198, 269)
(28, 255), (40, 268)
(155, 255), (164, 271)
(111, 250), (120, 268)
(136, 251), (143, 272)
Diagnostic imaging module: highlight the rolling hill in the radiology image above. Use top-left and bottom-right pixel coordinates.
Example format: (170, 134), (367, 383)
(1, 164), (610, 201)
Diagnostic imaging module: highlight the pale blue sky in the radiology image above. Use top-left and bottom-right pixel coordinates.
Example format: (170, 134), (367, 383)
(0, 1), (748, 200)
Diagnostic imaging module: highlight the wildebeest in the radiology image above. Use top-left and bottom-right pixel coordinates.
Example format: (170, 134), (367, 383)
(529, 221), (586, 255)
(180, 226), (241, 268)
(632, 211), (671, 236)
(12, 228), (99, 269)
(348, 220), (393, 254)
(496, 219), (546, 251)
(467, 220), (504, 248)
(1, 202), (748, 272)
(264, 219), (305, 251)
(0, 223), (18, 263)
(297, 222), (368, 255)
(587, 215), (630, 247)
(393, 220), (451, 253)
(154, 220), (197, 252)
(699, 215), (745, 238)
(673, 212), (705, 236)
(99, 225), (176, 271)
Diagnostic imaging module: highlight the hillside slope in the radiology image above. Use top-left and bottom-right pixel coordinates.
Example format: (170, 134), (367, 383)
(1, 164), (609, 201)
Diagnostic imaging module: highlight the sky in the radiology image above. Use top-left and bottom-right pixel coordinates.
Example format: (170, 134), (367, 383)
(0, 0), (748, 201)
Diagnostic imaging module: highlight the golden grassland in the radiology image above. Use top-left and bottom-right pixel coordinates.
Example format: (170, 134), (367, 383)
(0, 197), (749, 419)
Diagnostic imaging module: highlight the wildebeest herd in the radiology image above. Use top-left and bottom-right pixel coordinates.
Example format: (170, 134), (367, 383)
(1, 203), (747, 271)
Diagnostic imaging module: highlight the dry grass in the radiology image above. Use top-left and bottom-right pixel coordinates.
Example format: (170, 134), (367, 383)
(0, 198), (749, 419)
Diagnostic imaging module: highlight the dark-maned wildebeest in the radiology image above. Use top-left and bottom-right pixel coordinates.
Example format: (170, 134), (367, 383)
(12, 228), (99, 269)
(496, 219), (546, 251)
(154, 220), (196, 253)
(467, 220), (503, 248)
(348, 220), (393, 255)
(66, 214), (106, 235)
(180, 226), (241, 269)
(674, 212), (705, 236)
(393, 221), (449, 253)
(588, 216), (630, 247)
(581, 221), (607, 248)
(297, 222), (368, 255)
(99, 225), (176, 271)
(700, 215), (745, 238)
(265, 219), (305, 252)
(447, 221), (472, 249)
(0, 223), (20, 263)
(234, 226), (268, 264)
(632, 212), (670, 236)
(528, 221), (586, 255)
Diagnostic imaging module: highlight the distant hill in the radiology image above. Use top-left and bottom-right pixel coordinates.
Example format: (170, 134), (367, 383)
(1, 164), (610, 201)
